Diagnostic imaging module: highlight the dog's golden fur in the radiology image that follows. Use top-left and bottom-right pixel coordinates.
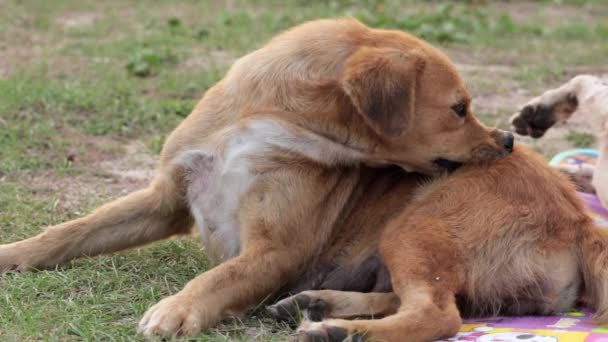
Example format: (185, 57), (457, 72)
(275, 145), (608, 342)
(0, 18), (528, 338)
(2, 16), (606, 342)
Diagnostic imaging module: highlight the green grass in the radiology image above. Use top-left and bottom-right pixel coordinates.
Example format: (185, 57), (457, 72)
(1, 0), (607, 340)
(567, 130), (596, 148)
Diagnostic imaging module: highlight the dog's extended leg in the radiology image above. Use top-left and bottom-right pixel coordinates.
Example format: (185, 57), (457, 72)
(0, 173), (193, 272)
(269, 290), (400, 323)
(296, 285), (461, 342)
(137, 166), (360, 337)
(138, 240), (306, 336)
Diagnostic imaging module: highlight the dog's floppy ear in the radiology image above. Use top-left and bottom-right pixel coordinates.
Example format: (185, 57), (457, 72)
(341, 47), (424, 136)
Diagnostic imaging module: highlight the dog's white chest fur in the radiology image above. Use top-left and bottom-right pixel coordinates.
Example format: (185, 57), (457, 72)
(180, 132), (260, 262)
(178, 118), (367, 262)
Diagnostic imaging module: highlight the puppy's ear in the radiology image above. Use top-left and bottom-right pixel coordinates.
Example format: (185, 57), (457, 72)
(342, 47), (424, 136)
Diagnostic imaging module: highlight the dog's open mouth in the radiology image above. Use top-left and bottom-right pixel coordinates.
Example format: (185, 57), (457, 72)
(433, 158), (463, 173)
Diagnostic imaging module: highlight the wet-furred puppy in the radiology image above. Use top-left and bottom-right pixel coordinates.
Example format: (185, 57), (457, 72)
(271, 145), (608, 342)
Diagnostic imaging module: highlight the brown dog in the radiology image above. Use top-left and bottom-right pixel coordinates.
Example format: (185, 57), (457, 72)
(270, 144), (608, 342)
(0, 18), (511, 337)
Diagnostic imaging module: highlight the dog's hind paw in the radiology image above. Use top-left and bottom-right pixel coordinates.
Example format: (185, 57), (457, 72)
(268, 293), (328, 324)
(0, 243), (35, 273)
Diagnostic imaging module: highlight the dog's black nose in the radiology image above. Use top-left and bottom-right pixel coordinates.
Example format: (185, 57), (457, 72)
(502, 131), (514, 153)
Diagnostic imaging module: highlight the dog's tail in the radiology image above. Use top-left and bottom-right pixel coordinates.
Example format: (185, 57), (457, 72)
(579, 225), (608, 323)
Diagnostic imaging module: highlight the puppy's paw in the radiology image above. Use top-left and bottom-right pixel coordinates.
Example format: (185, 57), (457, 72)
(268, 293), (328, 323)
(510, 103), (555, 138)
(138, 294), (218, 337)
(511, 91), (578, 138)
(298, 320), (364, 342)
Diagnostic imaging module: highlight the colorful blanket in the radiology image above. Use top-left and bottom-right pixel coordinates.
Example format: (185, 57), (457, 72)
(446, 309), (608, 342)
(549, 148), (608, 228)
(445, 149), (608, 341)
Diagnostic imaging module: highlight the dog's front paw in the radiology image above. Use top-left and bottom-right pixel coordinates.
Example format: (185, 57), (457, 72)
(138, 293), (218, 337)
(297, 320), (364, 342)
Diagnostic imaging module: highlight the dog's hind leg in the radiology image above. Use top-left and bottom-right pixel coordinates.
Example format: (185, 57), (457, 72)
(296, 285), (461, 342)
(0, 169), (193, 272)
(297, 218), (465, 342)
(269, 290), (400, 323)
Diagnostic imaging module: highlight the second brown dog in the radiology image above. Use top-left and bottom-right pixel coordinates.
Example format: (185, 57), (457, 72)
(272, 145), (608, 342)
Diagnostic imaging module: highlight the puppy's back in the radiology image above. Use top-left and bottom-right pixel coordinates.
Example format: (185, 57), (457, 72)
(407, 145), (591, 317)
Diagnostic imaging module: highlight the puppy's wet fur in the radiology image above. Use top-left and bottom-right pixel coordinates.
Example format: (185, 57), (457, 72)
(276, 145), (608, 342)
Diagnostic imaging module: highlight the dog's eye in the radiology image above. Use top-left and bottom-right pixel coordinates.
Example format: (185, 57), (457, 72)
(451, 102), (467, 118)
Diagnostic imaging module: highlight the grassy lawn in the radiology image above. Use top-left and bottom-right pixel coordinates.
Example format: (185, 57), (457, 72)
(1, 0), (607, 340)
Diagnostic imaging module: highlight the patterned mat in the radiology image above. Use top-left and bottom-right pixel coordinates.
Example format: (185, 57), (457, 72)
(442, 309), (608, 342)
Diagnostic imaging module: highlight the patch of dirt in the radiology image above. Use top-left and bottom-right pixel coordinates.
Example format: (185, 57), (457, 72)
(0, 46), (43, 79)
(56, 13), (97, 29)
(179, 49), (237, 72)
(26, 135), (157, 212)
(99, 140), (158, 192)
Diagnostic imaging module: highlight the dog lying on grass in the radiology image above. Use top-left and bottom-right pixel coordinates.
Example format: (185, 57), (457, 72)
(0, 18), (513, 337)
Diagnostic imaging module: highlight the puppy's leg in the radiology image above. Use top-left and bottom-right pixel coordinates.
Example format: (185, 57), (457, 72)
(269, 290), (400, 323)
(510, 75), (601, 137)
(593, 134), (608, 208)
(296, 285), (461, 342)
(297, 218), (464, 342)
(555, 163), (596, 193)
(0, 172), (193, 272)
